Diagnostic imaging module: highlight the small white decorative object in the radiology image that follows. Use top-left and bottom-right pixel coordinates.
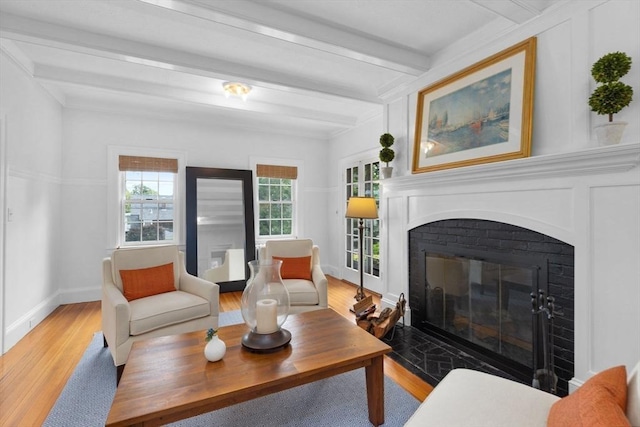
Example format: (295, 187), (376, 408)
(204, 328), (226, 362)
(255, 298), (278, 334)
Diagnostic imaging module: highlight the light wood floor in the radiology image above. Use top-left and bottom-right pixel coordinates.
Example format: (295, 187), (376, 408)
(0, 276), (432, 426)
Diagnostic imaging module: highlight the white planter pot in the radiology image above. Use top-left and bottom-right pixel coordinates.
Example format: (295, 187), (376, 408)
(381, 167), (393, 179)
(204, 335), (226, 362)
(595, 121), (627, 146)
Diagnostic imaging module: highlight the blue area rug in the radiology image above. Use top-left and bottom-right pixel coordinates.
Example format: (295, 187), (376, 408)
(44, 310), (419, 426)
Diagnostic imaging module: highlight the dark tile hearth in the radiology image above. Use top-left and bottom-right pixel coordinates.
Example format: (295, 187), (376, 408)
(381, 322), (523, 388)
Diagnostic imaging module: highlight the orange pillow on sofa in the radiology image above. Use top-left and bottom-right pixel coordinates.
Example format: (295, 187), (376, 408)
(547, 365), (629, 427)
(272, 256), (312, 280)
(119, 262), (176, 301)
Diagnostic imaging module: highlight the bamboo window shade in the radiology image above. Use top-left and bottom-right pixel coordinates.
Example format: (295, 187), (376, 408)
(119, 156), (178, 173)
(256, 164), (298, 179)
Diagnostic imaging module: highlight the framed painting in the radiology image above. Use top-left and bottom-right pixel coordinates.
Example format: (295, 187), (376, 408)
(412, 37), (536, 174)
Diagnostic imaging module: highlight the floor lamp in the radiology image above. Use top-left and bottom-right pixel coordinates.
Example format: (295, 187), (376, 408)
(345, 196), (379, 302)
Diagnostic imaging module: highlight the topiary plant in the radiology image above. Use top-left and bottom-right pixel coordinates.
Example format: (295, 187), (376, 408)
(588, 52), (633, 122)
(379, 133), (395, 167)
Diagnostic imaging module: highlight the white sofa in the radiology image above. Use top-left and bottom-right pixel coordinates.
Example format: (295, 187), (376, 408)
(102, 245), (219, 380)
(405, 361), (640, 427)
(259, 239), (328, 314)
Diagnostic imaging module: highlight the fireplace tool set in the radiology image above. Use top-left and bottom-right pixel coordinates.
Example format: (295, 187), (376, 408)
(531, 289), (561, 394)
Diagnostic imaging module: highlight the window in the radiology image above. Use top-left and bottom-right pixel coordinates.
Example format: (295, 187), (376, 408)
(345, 161), (380, 277)
(256, 164), (297, 238)
(119, 155), (177, 245)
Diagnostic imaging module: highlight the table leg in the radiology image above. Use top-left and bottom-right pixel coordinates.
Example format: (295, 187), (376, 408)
(365, 355), (384, 426)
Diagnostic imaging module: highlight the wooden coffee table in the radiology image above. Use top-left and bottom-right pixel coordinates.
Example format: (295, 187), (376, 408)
(106, 308), (392, 426)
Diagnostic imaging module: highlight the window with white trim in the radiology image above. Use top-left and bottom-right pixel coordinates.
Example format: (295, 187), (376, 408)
(119, 155), (177, 245)
(256, 164), (297, 238)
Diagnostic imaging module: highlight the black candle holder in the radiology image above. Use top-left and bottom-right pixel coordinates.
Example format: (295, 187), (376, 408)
(241, 328), (291, 353)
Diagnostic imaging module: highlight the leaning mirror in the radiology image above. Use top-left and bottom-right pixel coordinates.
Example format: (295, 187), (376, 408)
(186, 167), (255, 292)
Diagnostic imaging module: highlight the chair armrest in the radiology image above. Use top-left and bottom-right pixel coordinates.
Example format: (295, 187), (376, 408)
(311, 265), (328, 308)
(180, 273), (220, 317)
(101, 272), (131, 349)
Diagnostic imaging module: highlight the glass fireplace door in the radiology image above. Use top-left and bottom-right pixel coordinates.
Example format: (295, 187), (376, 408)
(425, 253), (536, 368)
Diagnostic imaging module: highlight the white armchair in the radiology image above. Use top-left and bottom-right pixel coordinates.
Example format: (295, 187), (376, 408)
(102, 245), (219, 381)
(259, 239), (328, 314)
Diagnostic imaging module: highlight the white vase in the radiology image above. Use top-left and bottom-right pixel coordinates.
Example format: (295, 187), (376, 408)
(381, 167), (393, 179)
(594, 121), (627, 146)
(204, 335), (226, 362)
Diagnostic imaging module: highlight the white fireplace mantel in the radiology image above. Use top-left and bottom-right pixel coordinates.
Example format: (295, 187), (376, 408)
(380, 142), (640, 391)
(384, 143), (640, 190)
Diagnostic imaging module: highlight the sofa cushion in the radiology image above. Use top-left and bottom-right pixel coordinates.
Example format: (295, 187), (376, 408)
(404, 368), (560, 427)
(129, 290), (210, 335)
(120, 262), (176, 301)
(547, 365), (629, 427)
(273, 256), (312, 280)
(283, 278), (319, 306)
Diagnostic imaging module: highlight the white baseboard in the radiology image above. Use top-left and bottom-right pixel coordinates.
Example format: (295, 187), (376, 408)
(3, 287), (101, 354)
(4, 293), (60, 353)
(59, 286), (101, 304)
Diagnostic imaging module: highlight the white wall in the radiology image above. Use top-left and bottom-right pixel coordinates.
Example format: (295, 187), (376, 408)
(58, 109), (330, 304)
(1, 50), (63, 351)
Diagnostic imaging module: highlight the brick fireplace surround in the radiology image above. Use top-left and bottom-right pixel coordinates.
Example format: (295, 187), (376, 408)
(408, 218), (575, 395)
(380, 143), (640, 391)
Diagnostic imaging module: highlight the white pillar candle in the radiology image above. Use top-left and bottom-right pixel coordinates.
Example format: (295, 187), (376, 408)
(255, 299), (278, 334)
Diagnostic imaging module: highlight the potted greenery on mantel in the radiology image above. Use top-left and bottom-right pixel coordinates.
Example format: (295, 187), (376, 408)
(588, 51), (633, 145)
(379, 133), (395, 179)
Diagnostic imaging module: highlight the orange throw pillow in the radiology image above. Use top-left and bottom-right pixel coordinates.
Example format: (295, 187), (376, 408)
(119, 262), (176, 301)
(272, 256), (312, 280)
(547, 365), (630, 427)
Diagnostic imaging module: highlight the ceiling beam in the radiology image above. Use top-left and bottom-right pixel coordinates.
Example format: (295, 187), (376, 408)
(0, 12), (383, 104)
(138, 0), (430, 75)
(33, 64), (361, 126)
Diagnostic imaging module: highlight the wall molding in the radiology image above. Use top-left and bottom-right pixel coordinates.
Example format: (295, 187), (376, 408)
(7, 165), (63, 185)
(383, 143), (640, 191)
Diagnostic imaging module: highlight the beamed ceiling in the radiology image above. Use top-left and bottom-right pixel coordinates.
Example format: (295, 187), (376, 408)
(0, 0), (560, 139)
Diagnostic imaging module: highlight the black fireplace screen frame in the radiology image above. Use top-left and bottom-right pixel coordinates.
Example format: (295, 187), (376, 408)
(415, 243), (548, 382)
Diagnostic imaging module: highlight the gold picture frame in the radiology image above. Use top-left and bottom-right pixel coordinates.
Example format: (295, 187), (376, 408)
(413, 37), (536, 174)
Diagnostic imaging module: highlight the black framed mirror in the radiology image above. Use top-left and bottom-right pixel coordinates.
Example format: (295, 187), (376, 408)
(186, 167), (255, 292)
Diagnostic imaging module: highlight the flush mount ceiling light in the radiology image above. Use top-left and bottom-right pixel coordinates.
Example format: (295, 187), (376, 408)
(222, 81), (252, 101)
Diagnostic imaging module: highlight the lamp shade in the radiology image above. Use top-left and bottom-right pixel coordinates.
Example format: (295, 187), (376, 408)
(345, 197), (378, 219)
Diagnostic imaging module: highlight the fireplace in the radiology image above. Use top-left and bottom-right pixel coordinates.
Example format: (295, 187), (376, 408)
(409, 219), (574, 395)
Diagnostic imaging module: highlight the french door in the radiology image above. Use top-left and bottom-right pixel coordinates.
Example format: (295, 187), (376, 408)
(345, 161), (380, 285)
